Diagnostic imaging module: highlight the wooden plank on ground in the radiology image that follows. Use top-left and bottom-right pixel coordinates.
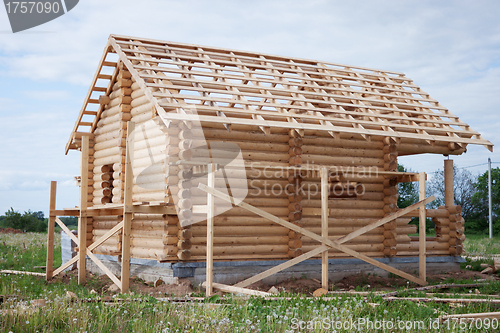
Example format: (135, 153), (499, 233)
(439, 312), (500, 322)
(0, 270), (45, 277)
(202, 282), (270, 297)
(384, 297), (500, 305)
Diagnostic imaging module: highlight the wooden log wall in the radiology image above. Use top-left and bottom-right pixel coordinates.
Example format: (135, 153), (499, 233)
(299, 134), (389, 258)
(433, 205), (464, 255)
(91, 72), (180, 261)
(187, 124), (292, 261)
(92, 65), (132, 206)
(87, 80), (460, 262)
(171, 120), (199, 261)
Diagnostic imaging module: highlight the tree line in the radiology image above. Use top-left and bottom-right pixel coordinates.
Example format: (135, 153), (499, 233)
(398, 164), (499, 235)
(0, 209), (77, 233)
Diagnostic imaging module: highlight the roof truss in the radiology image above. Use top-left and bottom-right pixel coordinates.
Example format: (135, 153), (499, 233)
(65, 35), (493, 153)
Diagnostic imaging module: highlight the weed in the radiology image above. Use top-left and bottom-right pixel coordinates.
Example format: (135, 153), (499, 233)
(1, 233), (500, 332)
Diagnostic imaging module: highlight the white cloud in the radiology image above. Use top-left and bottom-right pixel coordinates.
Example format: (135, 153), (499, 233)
(22, 89), (71, 101)
(19, 180), (48, 191)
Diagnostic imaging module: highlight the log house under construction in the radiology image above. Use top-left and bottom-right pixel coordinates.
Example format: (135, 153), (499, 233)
(46, 35), (493, 294)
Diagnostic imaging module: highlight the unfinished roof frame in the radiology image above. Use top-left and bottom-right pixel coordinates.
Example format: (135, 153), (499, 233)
(66, 34), (493, 154)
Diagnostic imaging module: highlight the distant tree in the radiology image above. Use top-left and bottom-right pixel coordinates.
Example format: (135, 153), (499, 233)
(32, 211), (45, 221)
(59, 216), (78, 227)
(397, 164), (433, 231)
(4, 208), (22, 229)
(397, 164), (419, 209)
(426, 164), (478, 223)
(3, 208), (47, 232)
(470, 167), (500, 234)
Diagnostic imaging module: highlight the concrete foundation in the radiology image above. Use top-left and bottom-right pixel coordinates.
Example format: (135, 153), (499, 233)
(64, 229), (464, 286)
(84, 253), (464, 286)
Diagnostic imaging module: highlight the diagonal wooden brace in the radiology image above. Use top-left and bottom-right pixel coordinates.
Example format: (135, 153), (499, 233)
(88, 221), (124, 252)
(336, 196), (435, 244)
(55, 217), (79, 244)
(86, 250), (122, 288)
(198, 183), (429, 286)
(52, 255), (79, 277)
(235, 246), (329, 288)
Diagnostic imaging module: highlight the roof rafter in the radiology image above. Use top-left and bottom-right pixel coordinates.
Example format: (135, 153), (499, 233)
(65, 35), (494, 154)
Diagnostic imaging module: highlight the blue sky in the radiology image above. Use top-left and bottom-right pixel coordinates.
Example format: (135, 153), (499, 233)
(0, 0), (499, 215)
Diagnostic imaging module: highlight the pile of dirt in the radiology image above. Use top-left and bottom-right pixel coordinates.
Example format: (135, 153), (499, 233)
(0, 228), (24, 234)
(130, 277), (194, 297)
(248, 278), (322, 295)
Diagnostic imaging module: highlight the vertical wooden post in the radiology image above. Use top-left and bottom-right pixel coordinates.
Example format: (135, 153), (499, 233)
(121, 121), (135, 293)
(444, 159), (454, 207)
(320, 167), (329, 290)
(206, 163), (216, 297)
(418, 172), (426, 281)
(78, 136), (89, 284)
(489, 158), (493, 239)
(46, 181), (57, 281)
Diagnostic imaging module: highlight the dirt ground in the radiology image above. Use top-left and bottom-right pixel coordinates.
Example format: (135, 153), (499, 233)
(246, 270), (499, 295)
(53, 270), (195, 297)
(54, 268), (498, 297)
(0, 228), (24, 234)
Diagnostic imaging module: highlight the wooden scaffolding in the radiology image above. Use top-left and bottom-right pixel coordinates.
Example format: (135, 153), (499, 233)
(47, 129), (438, 293)
(47, 34), (493, 295)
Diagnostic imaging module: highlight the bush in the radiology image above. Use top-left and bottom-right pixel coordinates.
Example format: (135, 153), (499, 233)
(3, 208), (47, 232)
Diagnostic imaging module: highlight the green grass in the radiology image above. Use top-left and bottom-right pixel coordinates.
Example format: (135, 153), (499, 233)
(463, 234), (500, 258)
(1, 233), (500, 332)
